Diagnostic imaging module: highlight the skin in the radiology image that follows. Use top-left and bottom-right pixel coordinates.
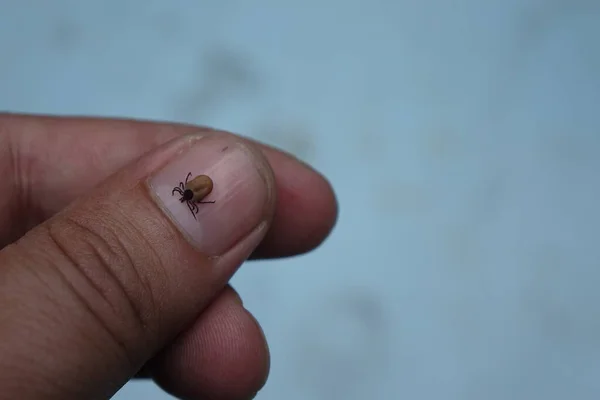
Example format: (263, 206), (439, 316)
(0, 113), (338, 400)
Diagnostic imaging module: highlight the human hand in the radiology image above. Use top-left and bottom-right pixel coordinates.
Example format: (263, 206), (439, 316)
(0, 114), (337, 400)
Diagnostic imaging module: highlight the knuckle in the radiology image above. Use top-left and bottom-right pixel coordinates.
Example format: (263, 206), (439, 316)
(41, 212), (164, 357)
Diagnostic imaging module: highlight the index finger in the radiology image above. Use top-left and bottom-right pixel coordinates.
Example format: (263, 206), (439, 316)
(0, 113), (337, 258)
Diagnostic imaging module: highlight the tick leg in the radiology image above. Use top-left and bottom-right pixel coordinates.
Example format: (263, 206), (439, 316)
(179, 183), (187, 201)
(172, 187), (184, 196)
(198, 201), (216, 204)
(185, 172), (192, 185)
(187, 201), (198, 220)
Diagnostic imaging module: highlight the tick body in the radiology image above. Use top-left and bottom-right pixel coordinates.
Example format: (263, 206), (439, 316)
(171, 172), (216, 220)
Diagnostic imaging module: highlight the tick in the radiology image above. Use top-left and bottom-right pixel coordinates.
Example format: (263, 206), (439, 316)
(171, 172), (216, 220)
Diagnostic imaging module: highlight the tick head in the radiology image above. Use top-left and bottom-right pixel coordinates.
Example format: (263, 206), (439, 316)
(182, 189), (194, 201)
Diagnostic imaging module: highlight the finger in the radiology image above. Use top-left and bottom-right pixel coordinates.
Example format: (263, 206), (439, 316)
(0, 113), (337, 258)
(0, 132), (276, 399)
(134, 285), (269, 399)
(149, 285), (269, 400)
(0, 114), (334, 397)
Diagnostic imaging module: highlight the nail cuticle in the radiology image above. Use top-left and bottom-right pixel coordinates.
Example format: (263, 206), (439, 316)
(212, 220), (269, 262)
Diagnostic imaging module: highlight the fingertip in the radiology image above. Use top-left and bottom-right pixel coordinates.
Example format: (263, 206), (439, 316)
(253, 145), (339, 258)
(150, 287), (270, 400)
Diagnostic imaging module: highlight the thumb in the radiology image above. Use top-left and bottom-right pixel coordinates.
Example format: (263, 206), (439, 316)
(0, 132), (275, 399)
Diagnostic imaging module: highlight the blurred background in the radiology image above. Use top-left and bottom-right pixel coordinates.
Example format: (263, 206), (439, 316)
(1, 0), (599, 399)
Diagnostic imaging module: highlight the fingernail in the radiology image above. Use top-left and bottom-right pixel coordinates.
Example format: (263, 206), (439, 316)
(147, 135), (273, 256)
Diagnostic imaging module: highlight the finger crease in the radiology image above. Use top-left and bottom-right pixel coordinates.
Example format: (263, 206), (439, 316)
(63, 216), (151, 339)
(45, 225), (137, 369)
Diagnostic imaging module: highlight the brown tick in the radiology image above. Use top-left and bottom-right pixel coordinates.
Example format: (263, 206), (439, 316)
(171, 172), (216, 219)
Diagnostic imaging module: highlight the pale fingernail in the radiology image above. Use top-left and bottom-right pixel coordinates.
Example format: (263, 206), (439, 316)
(147, 135), (273, 256)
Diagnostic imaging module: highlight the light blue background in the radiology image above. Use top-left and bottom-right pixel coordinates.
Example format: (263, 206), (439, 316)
(1, 1), (599, 399)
